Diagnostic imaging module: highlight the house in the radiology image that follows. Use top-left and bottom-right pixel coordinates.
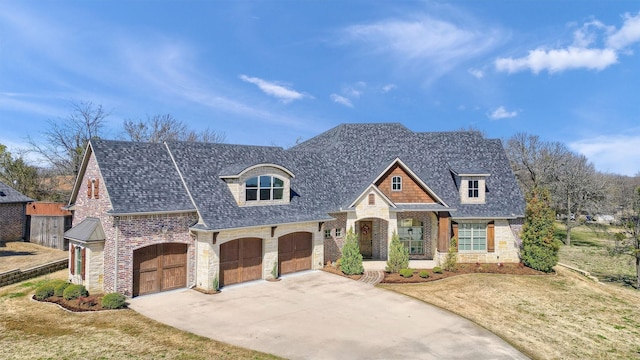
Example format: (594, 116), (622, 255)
(26, 202), (73, 250)
(0, 180), (33, 241)
(64, 123), (525, 296)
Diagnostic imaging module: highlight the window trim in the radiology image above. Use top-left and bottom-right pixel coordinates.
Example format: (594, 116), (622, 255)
(324, 229), (332, 239)
(335, 228), (342, 237)
(391, 176), (402, 191)
(398, 218), (424, 255)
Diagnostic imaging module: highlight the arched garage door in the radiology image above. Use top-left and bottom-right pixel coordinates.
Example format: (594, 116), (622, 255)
(220, 238), (263, 287)
(133, 243), (187, 297)
(278, 232), (312, 275)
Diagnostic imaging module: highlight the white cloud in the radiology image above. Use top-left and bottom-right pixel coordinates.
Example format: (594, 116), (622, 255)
(496, 13), (640, 74)
(495, 47), (617, 74)
(607, 12), (640, 50)
(468, 68), (484, 79)
(488, 106), (518, 120)
(330, 94), (353, 108)
(569, 134), (640, 176)
(239, 75), (308, 103)
(381, 84), (397, 93)
(340, 13), (504, 83)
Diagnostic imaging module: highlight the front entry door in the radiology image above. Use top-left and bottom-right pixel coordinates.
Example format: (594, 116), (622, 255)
(359, 221), (373, 259)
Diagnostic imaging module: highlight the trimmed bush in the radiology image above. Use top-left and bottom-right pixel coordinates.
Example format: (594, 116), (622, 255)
(101, 293), (127, 309)
(34, 283), (56, 300)
(54, 282), (71, 297)
(399, 268), (413, 278)
(63, 284), (88, 300)
(339, 228), (364, 275)
(419, 270), (430, 278)
(385, 231), (409, 273)
(432, 266), (443, 274)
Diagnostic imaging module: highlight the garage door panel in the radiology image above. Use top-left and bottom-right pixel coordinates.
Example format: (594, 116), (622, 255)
(133, 243), (187, 297)
(278, 232), (312, 275)
(220, 238), (263, 287)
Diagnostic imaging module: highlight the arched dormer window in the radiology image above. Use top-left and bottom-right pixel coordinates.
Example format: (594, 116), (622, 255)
(245, 175), (284, 202)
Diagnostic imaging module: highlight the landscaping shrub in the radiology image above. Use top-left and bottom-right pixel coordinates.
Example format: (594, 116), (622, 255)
(419, 270), (430, 278)
(521, 187), (560, 273)
(63, 284), (89, 300)
(340, 228), (364, 275)
(54, 282), (71, 297)
(386, 231), (409, 273)
(34, 283), (56, 300)
(433, 266), (443, 274)
(399, 268), (413, 278)
(101, 293), (127, 309)
(442, 237), (458, 271)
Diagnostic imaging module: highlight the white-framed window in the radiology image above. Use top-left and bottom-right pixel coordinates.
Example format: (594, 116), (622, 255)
(245, 175), (284, 201)
(468, 180), (479, 198)
(398, 218), (423, 255)
(324, 229), (332, 239)
(458, 223), (486, 251)
(335, 228), (342, 237)
(75, 246), (82, 276)
(392, 176), (402, 191)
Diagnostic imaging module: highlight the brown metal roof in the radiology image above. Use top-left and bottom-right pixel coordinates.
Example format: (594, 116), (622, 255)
(26, 202), (72, 216)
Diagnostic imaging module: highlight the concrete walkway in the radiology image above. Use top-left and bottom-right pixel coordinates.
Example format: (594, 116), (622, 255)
(129, 271), (528, 360)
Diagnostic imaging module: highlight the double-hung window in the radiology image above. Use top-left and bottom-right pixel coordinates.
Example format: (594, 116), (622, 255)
(468, 180), (479, 198)
(246, 176), (284, 202)
(458, 223), (486, 251)
(392, 176), (402, 191)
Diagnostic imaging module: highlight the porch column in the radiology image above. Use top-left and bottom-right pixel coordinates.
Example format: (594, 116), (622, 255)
(437, 212), (450, 252)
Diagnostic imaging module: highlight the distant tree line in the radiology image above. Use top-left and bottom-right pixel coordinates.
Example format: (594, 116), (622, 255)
(1, 100), (225, 201)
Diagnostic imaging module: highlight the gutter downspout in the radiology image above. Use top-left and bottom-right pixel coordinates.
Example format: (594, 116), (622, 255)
(114, 216), (118, 294)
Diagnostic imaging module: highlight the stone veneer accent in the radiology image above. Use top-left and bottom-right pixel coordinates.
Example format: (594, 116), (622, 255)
(194, 222), (324, 291)
(0, 203), (27, 241)
(437, 219), (521, 264)
(68, 240), (104, 294)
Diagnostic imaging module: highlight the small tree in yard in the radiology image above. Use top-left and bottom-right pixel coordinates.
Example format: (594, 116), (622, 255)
(442, 237), (458, 271)
(624, 186), (640, 290)
(340, 228), (364, 275)
(521, 186), (561, 272)
(386, 231), (409, 273)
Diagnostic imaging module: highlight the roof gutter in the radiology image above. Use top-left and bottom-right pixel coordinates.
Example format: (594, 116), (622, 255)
(107, 209), (198, 217)
(191, 217), (336, 233)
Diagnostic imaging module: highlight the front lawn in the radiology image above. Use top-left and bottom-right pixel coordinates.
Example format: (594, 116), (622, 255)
(0, 270), (280, 360)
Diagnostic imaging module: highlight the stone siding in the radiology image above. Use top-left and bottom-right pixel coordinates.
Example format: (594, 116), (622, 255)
(323, 213), (347, 263)
(438, 219), (520, 264)
(0, 203), (27, 241)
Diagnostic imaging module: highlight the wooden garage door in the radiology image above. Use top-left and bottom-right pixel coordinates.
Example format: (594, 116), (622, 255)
(220, 238), (262, 287)
(278, 232), (312, 275)
(133, 243), (187, 297)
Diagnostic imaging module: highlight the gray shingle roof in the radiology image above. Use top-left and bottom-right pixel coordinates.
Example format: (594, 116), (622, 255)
(90, 140), (196, 214)
(64, 217), (105, 242)
(0, 181), (33, 204)
(85, 123), (524, 229)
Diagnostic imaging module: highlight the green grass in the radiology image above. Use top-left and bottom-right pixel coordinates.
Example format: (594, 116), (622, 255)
(557, 222), (637, 288)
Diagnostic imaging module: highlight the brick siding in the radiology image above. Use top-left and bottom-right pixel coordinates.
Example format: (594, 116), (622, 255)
(0, 203), (27, 241)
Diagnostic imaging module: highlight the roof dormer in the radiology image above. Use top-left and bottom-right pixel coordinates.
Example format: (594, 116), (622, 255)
(451, 168), (490, 204)
(219, 163), (294, 206)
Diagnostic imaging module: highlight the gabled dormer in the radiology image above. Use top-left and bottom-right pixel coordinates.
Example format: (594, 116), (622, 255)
(373, 158), (445, 205)
(219, 163), (295, 206)
(451, 168), (490, 204)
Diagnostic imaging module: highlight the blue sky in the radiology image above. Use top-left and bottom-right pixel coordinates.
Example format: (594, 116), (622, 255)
(1, 1), (639, 176)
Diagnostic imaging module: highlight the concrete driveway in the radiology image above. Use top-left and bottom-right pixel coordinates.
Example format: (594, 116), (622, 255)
(128, 271), (528, 360)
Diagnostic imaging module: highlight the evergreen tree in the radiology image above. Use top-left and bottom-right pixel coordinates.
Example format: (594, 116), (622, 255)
(386, 231), (409, 273)
(340, 228), (364, 275)
(521, 186), (561, 272)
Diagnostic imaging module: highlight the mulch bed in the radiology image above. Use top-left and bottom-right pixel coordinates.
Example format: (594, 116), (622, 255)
(324, 263), (549, 284)
(33, 295), (126, 312)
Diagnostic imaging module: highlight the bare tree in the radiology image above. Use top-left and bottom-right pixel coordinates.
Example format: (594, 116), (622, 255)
(123, 114), (225, 143)
(624, 186), (640, 289)
(28, 101), (108, 177)
(505, 133), (546, 191)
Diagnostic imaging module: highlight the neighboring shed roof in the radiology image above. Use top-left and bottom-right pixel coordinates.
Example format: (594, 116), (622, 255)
(0, 181), (33, 204)
(64, 217), (105, 243)
(26, 202), (72, 216)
